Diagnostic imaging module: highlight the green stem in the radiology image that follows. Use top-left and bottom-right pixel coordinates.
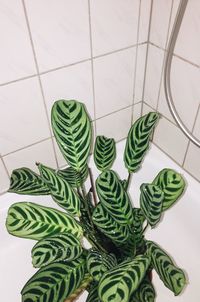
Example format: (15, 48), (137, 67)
(125, 172), (132, 190)
(142, 221), (149, 234)
(88, 168), (98, 206)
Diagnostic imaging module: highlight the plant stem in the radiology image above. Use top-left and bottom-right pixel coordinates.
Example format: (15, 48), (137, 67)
(142, 221), (149, 234)
(125, 172), (132, 190)
(88, 168), (98, 206)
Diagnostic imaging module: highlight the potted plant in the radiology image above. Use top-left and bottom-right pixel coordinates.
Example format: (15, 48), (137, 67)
(6, 99), (186, 302)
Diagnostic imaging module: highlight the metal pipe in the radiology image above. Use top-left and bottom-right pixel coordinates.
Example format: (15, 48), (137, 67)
(164, 0), (200, 147)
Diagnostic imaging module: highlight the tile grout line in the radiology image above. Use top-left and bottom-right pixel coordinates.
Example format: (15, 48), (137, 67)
(131, 0), (142, 123)
(141, 0), (154, 116)
(21, 0), (59, 168)
(95, 103), (141, 121)
(88, 0), (97, 136)
(155, 0), (175, 112)
(0, 156), (10, 178)
(182, 103), (200, 167)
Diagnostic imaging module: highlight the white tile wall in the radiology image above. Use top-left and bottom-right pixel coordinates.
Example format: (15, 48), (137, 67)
(94, 48), (136, 118)
(0, 0), (36, 84)
(0, 159), (9, 193)
(184, 142), (200, 180)
(90, 0), (140, 56)
(138, 0), (152, 44)
(25, 0), (91, 72)
(134, 43), (147, 103)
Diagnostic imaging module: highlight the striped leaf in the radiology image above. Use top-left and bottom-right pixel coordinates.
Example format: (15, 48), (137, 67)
(152, 168), (186, 211)
(96, 170), (133, 225)
(140, 184), (164, 227)
(8, 168), (50, 195)
(94, 136), (116, 171)
(146, 241), (186, 295)
(86, 283), (101, 302)
(132, 208), (145, 252)
(38, 164), (81, 216)
(66, 273), (92, 302)
(87, 250), (117, 281)
(92, 203), (130, 244)
(32, 232), (82, 268)
(6, 202), (82, 240)
(98, 255), (150, 302)
(58, 165), (88, 188)
(51, 100), (92, 171)
(124, 112), (160, 173)
(130, 276), (156, 302)
(21, 255), (86, 302)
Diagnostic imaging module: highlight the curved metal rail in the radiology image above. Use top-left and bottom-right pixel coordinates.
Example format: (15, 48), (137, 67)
(164, 0), (200, 147)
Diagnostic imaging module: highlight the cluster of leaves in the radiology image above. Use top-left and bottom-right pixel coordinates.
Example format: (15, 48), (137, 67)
(6, 100), (186, 302)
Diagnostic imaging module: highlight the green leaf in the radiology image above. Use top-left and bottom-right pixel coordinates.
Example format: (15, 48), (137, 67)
(32, 232), (82, 268)
(51, 99), (92, 171)
(66, 273), (92, 302)
(6, 202), (82, 240)
(124, 112), (160, 173)
(94, 136), (116, 171)
(140, 184), (164, 227)
(130, 276), (156, 302)
(38, 164), (81, 216)
(58, 165), (88, 188)
(86, 283), (101, 302)
(98, 255), (150, 302)
(8, 168), (50, 195)
(21, 256), (86, 302)
(152, 168), (186, 211)
(96, 170), (133, 225)
(92, 203), (130, 244)
(146, 241), (186, 295)
(87, 250), (117, 281)
(132, 208), (145, 252)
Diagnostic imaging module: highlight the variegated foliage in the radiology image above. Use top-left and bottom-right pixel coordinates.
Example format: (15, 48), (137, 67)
(94, 135), (116, 171)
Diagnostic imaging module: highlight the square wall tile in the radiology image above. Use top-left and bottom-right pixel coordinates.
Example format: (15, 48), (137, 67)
(157, 78), (175, 123)
(153, 116), (188, 165)
(3, 139), (57, 174)
(134, 43), (147, 103)
(94, 48), (136, 118)
(25, 0), (91, 72)
(193, 106), (200, 140)
(144, 45), (165, 109)
(0, 159), (9, 193)
(0, 0), (36, 84)
(96, 107), (132, 142)
(41, 61), (94, 121)
(90, 0), (140, 56)
(138, 0), (152, 43)
(184, 142), (200, 181)
(170, 56), (200, 131)
(132, 102), (142, 123)
(0, 78), (50, 155)
(150, 0), (173, 48)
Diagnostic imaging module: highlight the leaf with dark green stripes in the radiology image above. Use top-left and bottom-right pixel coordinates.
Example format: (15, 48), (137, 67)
(130, 276), (156, 302)
(146, 241), (186, 295)
(96, 170), (133, 225)
(152, 168), (186, 211)
(51, 99), (92, 171)
(58, 165), (88, 188)
(66, 273), (92, 302)
(132, 208), (145, 252)
(140, 184), (164, 227)
(38, 164), (81, 216)
(94, 136), (116, 171)
(124, 112), (160, 173)
(92, 203), (130, 244)
(6, 202), (82, 240)
(86, 283), (101, 302)
(21, 255), (86, 302)
(98, 255), (150, 302)
(87, 250), (117, 281)
(8, 168), (50, 195)
(32, 232), (82, 268)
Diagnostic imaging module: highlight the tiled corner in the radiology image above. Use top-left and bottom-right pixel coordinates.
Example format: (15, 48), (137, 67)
(0, 0), (36, 84)
(25, 0), (91, 72)
(0, 77), (50, 156)
(41, 61), (94, 121)
(150, 0), (173, 48)
(3, 138), (57, 174)
(94, 48), (136, 118)
(153, 116), (189, 165)
(157, 77), (175, 123)
(90, 0), (140, 56)
(138, 0), (152, 43)
(134, 43), (147, 103)
(193, 106), (200, 140)
(96, 106), (132, 142)
(132, 102), (142, 123)
(0, 159), (9, 193)
(184, 142), (200, 180)
(144, 45), (165, 109)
